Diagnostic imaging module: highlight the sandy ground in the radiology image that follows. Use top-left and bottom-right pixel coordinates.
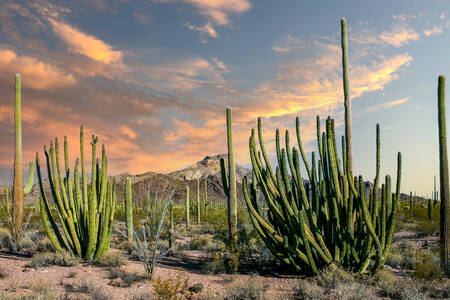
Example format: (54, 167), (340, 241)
(0, 249), (299, 299)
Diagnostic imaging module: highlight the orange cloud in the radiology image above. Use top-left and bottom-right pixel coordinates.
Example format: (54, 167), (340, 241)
(0, 49), (76, 90)
(379, 27), (419, 47)
(424, 26), (443, 36)
(49, 19), (123, 64)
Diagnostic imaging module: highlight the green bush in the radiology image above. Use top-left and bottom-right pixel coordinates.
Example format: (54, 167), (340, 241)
(93, 250), (127, 267)
(26, 251), (79, 268)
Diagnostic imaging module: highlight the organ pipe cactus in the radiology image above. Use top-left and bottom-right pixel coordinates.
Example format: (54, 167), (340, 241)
(243, 117), (401, 274)
(125, 177), (133, 241)
(220, 107), (238, 250)
(12, 74), (35, 242)
(241, 19), (401, 274)
(437, 75), (450, 275)
(36, 126), (116, 260)
(185, 186), (190, 228)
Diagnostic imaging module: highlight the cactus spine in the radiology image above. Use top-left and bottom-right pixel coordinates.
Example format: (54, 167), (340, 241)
(125, 177), (133, 241)
(437, 75), (450, 275)
(37, 127), (116, 260)
(185, 186), (190, 228)
(196, 178), (200, 225)
(12, 74), (35, 243)
(220, 107), (238, 250)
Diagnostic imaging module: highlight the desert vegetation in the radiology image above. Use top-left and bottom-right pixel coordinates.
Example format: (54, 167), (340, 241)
(0, 18), (448, 300)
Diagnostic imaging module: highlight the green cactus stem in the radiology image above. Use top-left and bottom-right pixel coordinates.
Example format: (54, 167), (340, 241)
(37, 126), (116, 260)
(196, 178), (200, 225)
(185, 186), (190, 228)
(437, 75), (450, 275)
(125, 177), (133, 241)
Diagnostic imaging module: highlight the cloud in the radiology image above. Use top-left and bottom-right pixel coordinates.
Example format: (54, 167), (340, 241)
(49, 19), (123, 64)
(379, 27), (420, 47)
(0, 48), (76, 90)
(365, 97), (410, 112)
(155, 0), (251, 25)
(133, 12), (152, 24)
(424, 26), (443, 36)
(185, 21), (218, 40)
(272, 34), (303, 53)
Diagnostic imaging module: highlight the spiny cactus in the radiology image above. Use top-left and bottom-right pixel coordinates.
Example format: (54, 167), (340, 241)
(196, 178), (200, 225)
(437, 75), (450, 275)
(243, 116), (401, 274)
(204, 176), (208, 218)
(12, 74), (35, 242)
(185, 186), (190, 228)
(220, 107), (238, 250)
(36, 126), (116, 260)
(434, 175), (438, 207)
(241, 19), (401, 275)
(125, 177), (133, 241)
(409, 192), (413, 209)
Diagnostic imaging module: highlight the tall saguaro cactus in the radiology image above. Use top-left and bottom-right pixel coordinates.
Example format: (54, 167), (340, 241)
(37, 127), (116, 260)
(12, 74), (34, 243)
(437, 75), (450, 275)
(196, 178), (200, 225)
(125, 177), (133, 241)
(220, 107), (238, 250)
(185, 186), (190, 228)
(341, 18), (353, 175)
(204, 176), (208, 218)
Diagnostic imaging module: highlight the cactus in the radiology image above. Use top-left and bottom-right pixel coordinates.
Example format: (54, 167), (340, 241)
(196, 178), (200, 225)
(125, 177), (133, 241)
(204, 176), (208, 218)
(409, 192), (412, 209)
(36, 126), (116, 260)
(11, 74), (35, 243)
(434, 175), (438, 207)
(185, 186), (190, 228)
(169, 200), (174, 249)
(241, 19), (401, 275)
(437, 75), (450, 275)
(428, 197), (432, 221)
(220, 107), (238, 250)
(341, 18), (353, 175)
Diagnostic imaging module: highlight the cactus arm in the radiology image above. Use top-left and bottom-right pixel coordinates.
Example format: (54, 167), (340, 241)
(23, 161), (35, 195)
(86, 135), (98, 260)
(125, 177), (133, 241)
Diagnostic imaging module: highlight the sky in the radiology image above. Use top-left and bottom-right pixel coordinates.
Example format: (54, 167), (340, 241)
(0, 0), (449, 196)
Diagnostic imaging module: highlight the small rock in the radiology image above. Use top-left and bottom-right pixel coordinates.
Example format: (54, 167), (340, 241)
(109, 277), (126, 288)
(189, 283), (203, 294)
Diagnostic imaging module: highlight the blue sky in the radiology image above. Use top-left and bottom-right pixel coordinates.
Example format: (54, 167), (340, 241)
(0, 0), (449, 196)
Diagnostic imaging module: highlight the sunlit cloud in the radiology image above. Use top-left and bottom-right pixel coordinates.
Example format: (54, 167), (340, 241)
(379, 27), (420, 47)
(272, 34), (303, 53)
(365, 97), (409, 112)
(49, 19), (123, 64)
(185, 22), (218, 39)
(155, 0), (251, 25)
(0, 48), (76, 90)
(424, 26), (443, 36)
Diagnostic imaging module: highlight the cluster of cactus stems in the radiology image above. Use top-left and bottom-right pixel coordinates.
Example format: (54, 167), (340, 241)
(437, 75), (450, 275)
(220, 107), (238, 250)
(125, 177), (133, 241)
(241, 19), (402, 274)
(36, 126), (116, 260)
(12, 74), (35, 241)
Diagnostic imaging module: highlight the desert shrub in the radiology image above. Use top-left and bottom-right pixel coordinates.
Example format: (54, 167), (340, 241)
(0, 267), (6, 279)
(224, 277), (268, 300)
(412, 252), (443, 279)
(131, 293), (154, 300)
(334, 281), (376, 300)
(93, 250), (127, 267)
(26, 251), (79, 268)
(374, 272), (425, 300)
(71, 280), (109, 300)
(315, 264), (354, 290)
(108, 268), (146, 287)
(152, 272), (190, 300)
(189, 235), (211, 250)
(293, 280), (323, 300)
(35, 237), (55, 253)
(202, 252), (227, 274)
(427, 279), (450, 298)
